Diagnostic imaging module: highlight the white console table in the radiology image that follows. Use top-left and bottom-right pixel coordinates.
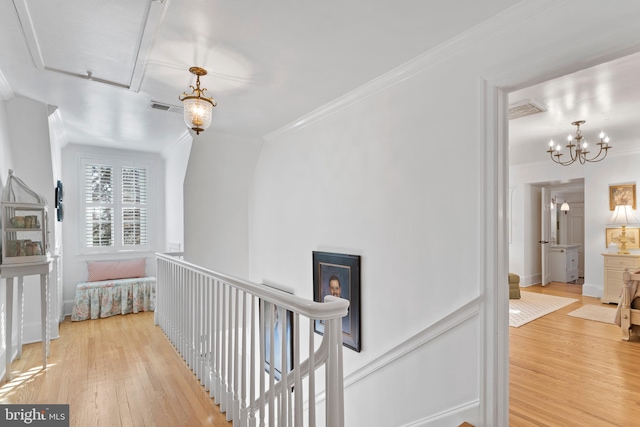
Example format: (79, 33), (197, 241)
(0, 259), (52, 382)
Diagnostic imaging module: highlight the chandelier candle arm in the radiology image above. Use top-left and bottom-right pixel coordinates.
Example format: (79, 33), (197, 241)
(546, 120), (611, 166)
(179, 66), (217, 135)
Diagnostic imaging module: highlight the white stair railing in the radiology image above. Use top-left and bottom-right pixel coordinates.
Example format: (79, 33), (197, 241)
(155, 253), (349, 427)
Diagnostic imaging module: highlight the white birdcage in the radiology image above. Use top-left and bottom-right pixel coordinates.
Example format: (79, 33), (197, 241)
(1, 169), (49, 264)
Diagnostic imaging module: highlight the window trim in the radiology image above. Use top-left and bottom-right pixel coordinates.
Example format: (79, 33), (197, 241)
(79, 157), (152, 254)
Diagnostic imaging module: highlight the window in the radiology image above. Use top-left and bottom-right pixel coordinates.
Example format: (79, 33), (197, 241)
(82, 160), (149, 251)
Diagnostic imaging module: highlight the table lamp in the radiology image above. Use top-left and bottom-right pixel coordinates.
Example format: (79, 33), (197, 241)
(608, 205), (640, 254)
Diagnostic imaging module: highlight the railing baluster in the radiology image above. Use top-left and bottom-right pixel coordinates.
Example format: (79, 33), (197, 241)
(293, 312), (302, 427)
(204, 275), (210, 390)
(197, 272), (204, 383)
(240, 290), (248, 426)
(227, 286), (235, 421)
(212, 279), (219, 400)
(234, 287), (241, 422)
(259, 298), (266, 427)
(308, 320), (315, 427)
(280, 306), (288, 426)
(248, 295), (256, 427)
(190, 268), (195, 366)
(221, 283), (228, 414)
(268, 304), (275, 427)
(194, 272), (200, 378)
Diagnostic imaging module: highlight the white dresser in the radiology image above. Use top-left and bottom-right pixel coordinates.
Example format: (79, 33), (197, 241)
(602, 253), (640, 304)
(550, 245), (580, 283)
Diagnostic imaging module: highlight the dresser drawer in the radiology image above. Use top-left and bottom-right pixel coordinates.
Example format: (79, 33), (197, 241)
(604, 256), (640, 268)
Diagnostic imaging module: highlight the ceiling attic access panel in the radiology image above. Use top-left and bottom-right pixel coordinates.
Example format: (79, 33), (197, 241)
(14, 0), (163, 89)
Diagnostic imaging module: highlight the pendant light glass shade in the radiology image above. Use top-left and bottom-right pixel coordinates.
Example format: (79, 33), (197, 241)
(183, 97), (213, 134)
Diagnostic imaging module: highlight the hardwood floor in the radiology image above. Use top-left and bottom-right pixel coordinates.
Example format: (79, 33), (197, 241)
(0, 312), (232, 427)
(510, 282), (640, 426)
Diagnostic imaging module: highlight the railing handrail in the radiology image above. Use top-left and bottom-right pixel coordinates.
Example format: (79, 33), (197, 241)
(156, 252), (350, 320)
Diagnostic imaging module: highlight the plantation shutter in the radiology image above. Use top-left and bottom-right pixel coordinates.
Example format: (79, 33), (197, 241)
(85, 164), (114, 247)
(121, 167), (148, 246)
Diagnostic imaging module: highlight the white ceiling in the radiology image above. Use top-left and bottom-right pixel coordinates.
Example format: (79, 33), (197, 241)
(0, 0), (520, 153)
(509, 51), (640, 165)
(1, 1), (638, 158)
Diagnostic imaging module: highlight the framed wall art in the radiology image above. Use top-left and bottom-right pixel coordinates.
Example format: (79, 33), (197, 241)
(605, 227), (640, 250)
(260, 300), (293, 381)
(609, 184), (636, 210)
(312, 251), (361, 352)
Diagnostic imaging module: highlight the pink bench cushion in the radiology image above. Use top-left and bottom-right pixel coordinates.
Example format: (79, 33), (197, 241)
(87, 258), (146, 282)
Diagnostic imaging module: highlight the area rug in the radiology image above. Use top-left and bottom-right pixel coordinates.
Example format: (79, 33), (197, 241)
(509, 292), (578, 328)
(567, 304), (616, 324)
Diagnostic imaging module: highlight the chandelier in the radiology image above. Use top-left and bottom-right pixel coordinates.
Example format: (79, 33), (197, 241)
(546, 120), (611, 166)
(179, 67), (217, 135)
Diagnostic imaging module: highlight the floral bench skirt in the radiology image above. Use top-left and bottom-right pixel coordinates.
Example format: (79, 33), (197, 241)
(71, 277), (156, 321)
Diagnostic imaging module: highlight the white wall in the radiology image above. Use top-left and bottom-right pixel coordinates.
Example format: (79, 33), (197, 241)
(183, 2), (640, 425)
(162, 132), (192, 252)
(184, 132), (263, 278)
(250, 51), (485, 427)
(510, 150), (640, 297)
(0, 96), (15, 383)
(0, 100), (13, 187)
(5, 97), (58, 344)
(48, 109), (67, 323)
(0, 96), (60, 384)
(61, 144), (166, 314)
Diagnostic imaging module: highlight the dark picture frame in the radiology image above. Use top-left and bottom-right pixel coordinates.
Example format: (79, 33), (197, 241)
(55, 180), (64, 222)
(260, 300), (294, 381)
(312, 251), (361, 352)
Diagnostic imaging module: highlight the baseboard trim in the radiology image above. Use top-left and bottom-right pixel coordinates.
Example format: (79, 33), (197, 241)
(524, 273), (541, 286)
(23, 321), (60, 343)
(64, 300), (74, 317)
(399, 399), (479, 427)
(582, 283), (602, 298)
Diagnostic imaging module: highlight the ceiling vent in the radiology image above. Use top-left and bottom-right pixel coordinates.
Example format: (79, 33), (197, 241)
(508, 99), (547, 120)
(149, 101), (182, 113)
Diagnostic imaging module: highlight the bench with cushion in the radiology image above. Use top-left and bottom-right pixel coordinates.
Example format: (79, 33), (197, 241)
(71, 258), (156, 321)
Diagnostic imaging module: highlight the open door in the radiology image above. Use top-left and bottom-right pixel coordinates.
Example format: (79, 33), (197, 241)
(540, 187), (552, 286)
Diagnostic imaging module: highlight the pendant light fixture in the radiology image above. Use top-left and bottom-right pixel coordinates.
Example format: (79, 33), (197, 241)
(179, 67), (217, 135)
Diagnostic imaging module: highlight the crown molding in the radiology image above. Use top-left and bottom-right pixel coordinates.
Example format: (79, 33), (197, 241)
(264, 0), (563, 142)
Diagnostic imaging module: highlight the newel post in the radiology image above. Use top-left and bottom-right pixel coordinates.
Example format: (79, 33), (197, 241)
(325, 317), (345, 427)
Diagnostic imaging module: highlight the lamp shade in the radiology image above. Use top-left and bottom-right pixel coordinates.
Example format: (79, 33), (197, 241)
(608, 205), (640, 225)
(560, 202), (570, 211)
